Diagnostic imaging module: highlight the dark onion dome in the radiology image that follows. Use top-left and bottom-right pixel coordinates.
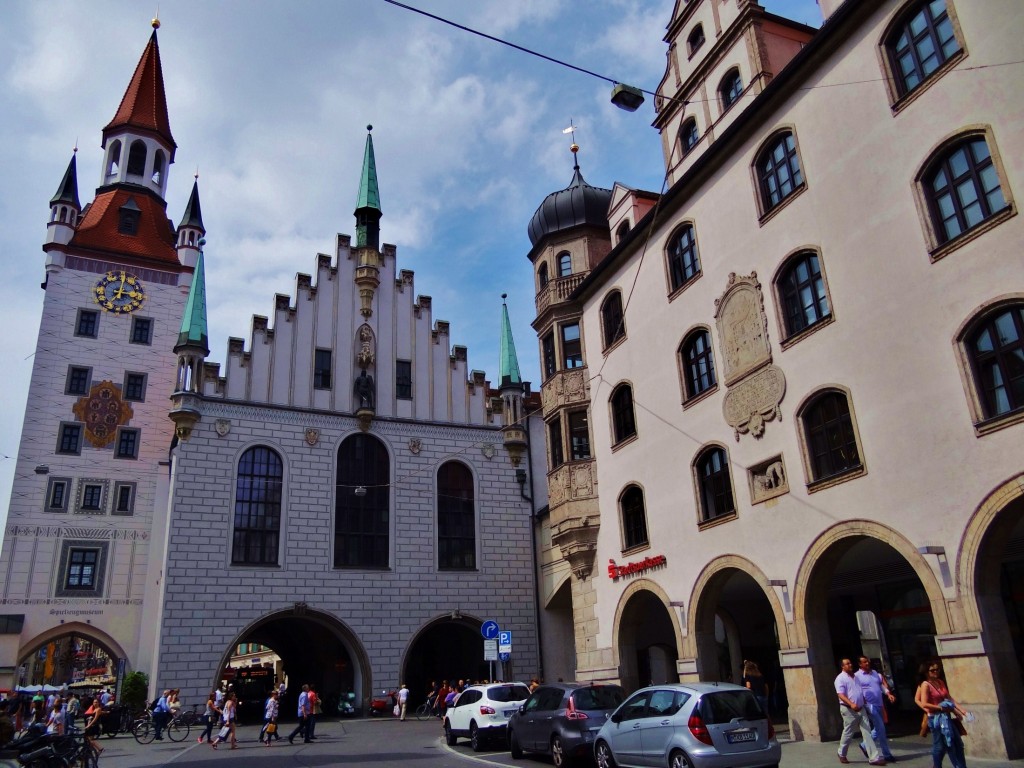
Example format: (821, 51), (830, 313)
(528, 164), (612, 246)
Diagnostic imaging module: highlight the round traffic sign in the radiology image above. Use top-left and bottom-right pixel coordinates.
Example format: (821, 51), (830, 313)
(481, 620), (500, 640)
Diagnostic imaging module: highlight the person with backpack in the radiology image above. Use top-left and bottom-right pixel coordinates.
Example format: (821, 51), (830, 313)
(151, 690), (171, 741)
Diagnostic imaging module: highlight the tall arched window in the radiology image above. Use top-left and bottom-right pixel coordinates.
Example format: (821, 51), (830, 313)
(232, 446), (283, 565)
(106, 140), (122, 179)
(886, 0), (961, 97)
(756, 131), (804, 212)
(968, 304), (1024, 419)
(151, 150), (165, 185)
(558, 251), (573, 277)
(538, 262), (549, 290)
(696, 447), (735, 522)
(667, 223), (701, 292)
(126, 140), (147, 176)
(335, 433), (390, 568)
(611, 384), (637, 445)
(778, 251), (831, 337)
(680, 119), (699, 156)
(924, 136), (1007, 245)
(680, 329), (716, 400)
(438, 461), (475, 570)
(620, 485), (649, 550)
(801, 390), (862, 482)
(601, 291), (626, 349)
(687, 25), (705, 55)
(616, 220), (631, 245)
(719, 69), (743, 110)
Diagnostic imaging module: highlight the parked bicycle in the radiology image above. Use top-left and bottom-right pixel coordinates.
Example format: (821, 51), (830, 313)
(132, 708), (190, 744)
(414, 701), (433, 721)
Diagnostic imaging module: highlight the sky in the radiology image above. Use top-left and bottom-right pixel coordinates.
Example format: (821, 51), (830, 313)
(0, 0), (822, 529)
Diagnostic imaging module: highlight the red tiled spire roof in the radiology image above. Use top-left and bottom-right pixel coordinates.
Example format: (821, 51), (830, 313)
(70, 189), (180, 266)
(103, 30), (176, 158)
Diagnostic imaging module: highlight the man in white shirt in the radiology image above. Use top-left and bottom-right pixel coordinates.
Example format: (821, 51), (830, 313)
(398, 684), (409, 721)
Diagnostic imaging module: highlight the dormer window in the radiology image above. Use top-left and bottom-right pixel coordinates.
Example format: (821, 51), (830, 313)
(127, 140), (147, 177)
(118, 197), (142, 235)
(687, 25), (705, 56)
(616, 220), (631, 245)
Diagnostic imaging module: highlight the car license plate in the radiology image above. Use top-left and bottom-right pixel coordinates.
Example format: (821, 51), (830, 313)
(504, 709), (516, 718)
(727, 730), (756, 743)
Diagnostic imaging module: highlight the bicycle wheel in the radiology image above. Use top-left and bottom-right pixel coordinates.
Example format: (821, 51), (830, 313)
(415, 703), (431, 721)
(133, 719), (155, 744)
(167, 719), (189, 742)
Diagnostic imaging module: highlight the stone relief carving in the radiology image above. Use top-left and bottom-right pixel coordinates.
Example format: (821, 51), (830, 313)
(356, 324), (375, 369)
(714, 272), (772, 386)
(749, 455), (789, 504)
(723, 365), (786, 440)
(304, 428), (320, 446)
(215, 419), (231, 437)
(408, 438), (422, 455)
(541, 369), (589, 412)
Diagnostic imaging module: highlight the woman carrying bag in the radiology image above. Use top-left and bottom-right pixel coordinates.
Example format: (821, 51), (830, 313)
(259, 690), (280, 746)
(915, 660), (969, 768)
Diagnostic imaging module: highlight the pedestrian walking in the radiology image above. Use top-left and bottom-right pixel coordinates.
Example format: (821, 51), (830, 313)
(307, 684), (319, 740)
(856, 657), (897, 762)
(742, 660), (770, 714)
(210, 692), (237, 750)
(288, 684), (311, 744)
(259, 690), (280, 745)
(398, 683), (409, 721)
(198, 690), (219, 744)
(152, 690), (171, 741)
(916, 660), (969, 768)
(835, 658), (884, 765)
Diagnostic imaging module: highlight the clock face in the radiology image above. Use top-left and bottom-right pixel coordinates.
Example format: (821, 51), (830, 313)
(94, 271), (146, 314)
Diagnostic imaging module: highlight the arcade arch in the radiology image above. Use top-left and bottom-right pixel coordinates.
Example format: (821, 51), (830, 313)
(17, 623), (126, 688)
(612, 580), (680, 693)
(401, 614), (489, 708)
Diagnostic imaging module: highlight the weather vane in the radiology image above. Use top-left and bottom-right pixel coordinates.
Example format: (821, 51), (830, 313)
(562, 120), (580, 160)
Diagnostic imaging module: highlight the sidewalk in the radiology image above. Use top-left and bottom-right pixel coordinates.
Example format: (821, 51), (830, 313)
(779, 732), (1024, 767)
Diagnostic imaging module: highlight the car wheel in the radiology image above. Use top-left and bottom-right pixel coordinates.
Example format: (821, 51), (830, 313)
(470, 723), (483, 752)
(551, 734), (573, 767)
(595, 740), (616, 768)
(669, 749), (693, 768)
(509, 728), (523, 759)
(444, 721), (457, 747)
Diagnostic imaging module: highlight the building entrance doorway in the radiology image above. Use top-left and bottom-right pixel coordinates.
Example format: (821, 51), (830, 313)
(402, 616), (487, 709)
(219, 608), (367, 723)
(17, 629), (120, 689)
(617, 589), (678, 694)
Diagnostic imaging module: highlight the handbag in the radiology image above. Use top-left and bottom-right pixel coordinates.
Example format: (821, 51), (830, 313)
(218, 725), (230, 739)
(393, 704), (401, 717)
(266, 722), (277, 734)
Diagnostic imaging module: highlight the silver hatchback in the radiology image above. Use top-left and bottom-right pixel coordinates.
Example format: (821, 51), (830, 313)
(593, 683), (780, 768)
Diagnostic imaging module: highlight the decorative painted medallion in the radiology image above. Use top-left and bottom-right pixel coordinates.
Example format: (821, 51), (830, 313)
(72, 381), (134, 448)
(304, 428), (320, 446)
(94, 271), (146, 314)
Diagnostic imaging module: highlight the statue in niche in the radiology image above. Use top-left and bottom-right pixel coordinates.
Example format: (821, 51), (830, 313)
(356, 325), (375, 369)
(354, 369), (375, 410)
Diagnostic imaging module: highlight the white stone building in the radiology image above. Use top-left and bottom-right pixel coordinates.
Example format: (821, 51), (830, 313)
(527, 0), (1023, 758)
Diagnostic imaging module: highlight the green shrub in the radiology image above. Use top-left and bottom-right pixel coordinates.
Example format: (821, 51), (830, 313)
(120, 670), (149, 711)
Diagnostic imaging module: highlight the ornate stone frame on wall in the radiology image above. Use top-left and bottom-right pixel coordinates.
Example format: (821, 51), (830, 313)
(714, 273), (786, 440)
(748, 455), (789, 504)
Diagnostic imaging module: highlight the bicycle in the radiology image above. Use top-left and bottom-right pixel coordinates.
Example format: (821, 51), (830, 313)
(414, 701), (433, 721)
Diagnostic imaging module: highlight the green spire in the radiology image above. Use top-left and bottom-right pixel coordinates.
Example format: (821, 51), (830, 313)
(176, 243), (209, 354)
(355, 127), (381, 212)
(499, 296), (522, 388)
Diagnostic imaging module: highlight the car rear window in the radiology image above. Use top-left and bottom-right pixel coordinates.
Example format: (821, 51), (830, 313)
(699, 690), (765, 724)
(572, 686), (625, 710)
(489, 685), (531, 703)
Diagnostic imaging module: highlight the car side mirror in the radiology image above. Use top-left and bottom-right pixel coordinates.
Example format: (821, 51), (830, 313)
(611, 712), (622, 724)
(518, 705), (525, 714)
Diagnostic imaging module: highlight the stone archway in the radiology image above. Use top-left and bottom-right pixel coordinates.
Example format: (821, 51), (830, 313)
(401, 615), (488, 709)
(792, 521), (945, 741)
(612, 580), (680, 694)
(17, 623), (126, 688)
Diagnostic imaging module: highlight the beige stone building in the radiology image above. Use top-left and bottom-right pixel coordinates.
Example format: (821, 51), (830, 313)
(528, 0), (1023, 758)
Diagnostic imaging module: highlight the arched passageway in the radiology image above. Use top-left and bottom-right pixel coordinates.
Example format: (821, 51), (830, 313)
(402, 617), (488, 708)
(803, 535), (937, 739)
(219, 608), (368, 723)
(18, 629), (121, 689)
(541, 576), (575, 684)
(692, 567), (784, 718)
(617, 589), (678, 694)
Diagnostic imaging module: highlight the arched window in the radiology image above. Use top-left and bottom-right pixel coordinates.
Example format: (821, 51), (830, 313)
(667, 223), (701, 292)
(924, 136), (1007, 245)
(778, 251), (831, 337)
(616, 220), (631, 245)
(538, 262), (549, 290)
(601, 291), (626, 349)
(681, 329), (716, 400)
(126, 140), (147, 176)
(696, 446), (735, 522)
(151, 150), (165, 185)
(106, 140), (122, 179)
(558, 251), (573, 278)
(232, 446), (283, 565)
(438, 461), (475, 570)
(968, 304), (1024, 419)
(610, 384), (637, 445)
(335, 433), (389, 568)
(801, 390), (862, 482)
(757, 131), (804, 212)
(620, 485), (649, 550)
(680, 119), (699, 156)
(719, 69), (743, 110)
(886, 0), (961, 97)
(687, 25), (705, 56)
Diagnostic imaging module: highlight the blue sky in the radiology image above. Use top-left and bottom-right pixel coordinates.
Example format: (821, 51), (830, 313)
(0, 0), (822, 528)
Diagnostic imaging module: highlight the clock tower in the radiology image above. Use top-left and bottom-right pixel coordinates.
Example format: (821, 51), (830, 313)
(0, 22), (201, 690)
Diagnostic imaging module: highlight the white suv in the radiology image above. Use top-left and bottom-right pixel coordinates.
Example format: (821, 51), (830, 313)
(444, 682), (532, 751)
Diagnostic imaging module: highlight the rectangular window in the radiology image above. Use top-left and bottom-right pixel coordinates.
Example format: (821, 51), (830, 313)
(314, 349), (332, 390)
(396, 360), (412, 399)
(542, 333), (556, 379)
(57, 423), (82, 455)
(66, 549), (99, 589)
(0, 615), (25, 634)
(75, 310), (98, 338)
(113, 482), (136, 515)
(548, 418), (565, 470)
(569, 410), (591, 461)
(561, 323), (583, 369)
(45, 478), (72, 512)
(66, 366), (91, 396)
(123, 372), (147, 402)
(81, 484), (103, 512)
(115, 428), (139, 459)
(130, 317), (153, 345)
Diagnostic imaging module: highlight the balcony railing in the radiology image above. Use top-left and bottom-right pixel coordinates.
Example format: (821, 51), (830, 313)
(536, 273), (587, 315)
